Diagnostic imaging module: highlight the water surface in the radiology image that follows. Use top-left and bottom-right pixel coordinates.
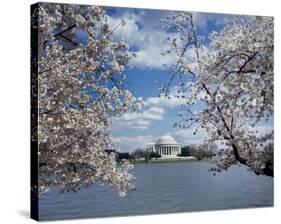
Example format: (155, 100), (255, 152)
(39, 162), (273, 220)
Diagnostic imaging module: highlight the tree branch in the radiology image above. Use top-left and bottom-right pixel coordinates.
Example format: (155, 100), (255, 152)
(43, 24), (76, 45)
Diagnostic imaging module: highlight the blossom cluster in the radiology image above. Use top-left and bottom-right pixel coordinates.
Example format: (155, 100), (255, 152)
(35, 3), (138, 196)
(162, 13), (273, 176)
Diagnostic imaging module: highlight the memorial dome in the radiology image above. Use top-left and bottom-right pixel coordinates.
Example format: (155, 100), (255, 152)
(156, 135), (178, 145)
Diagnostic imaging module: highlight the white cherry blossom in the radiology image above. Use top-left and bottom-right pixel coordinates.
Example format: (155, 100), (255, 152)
(162, 13), (273, 176)
(33, 3), (138, 196)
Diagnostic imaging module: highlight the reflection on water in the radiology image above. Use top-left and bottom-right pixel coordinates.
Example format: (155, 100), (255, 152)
(39, 162), (273, 221)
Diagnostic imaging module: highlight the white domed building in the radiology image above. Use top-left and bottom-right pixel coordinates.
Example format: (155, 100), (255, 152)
(147, 135), (181, 159)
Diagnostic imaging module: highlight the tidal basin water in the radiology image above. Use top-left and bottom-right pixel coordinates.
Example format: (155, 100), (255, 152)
(39, 162), (273, 221)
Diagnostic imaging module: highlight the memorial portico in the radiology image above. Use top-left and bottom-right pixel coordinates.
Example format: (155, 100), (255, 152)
(147, 135), (181, 158)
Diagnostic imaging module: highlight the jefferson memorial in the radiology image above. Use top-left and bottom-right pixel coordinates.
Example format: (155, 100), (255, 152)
(147, 135), (181, 159)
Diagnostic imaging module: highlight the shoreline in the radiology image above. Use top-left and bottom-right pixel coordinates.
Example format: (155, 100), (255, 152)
(122, 159), (212, 164)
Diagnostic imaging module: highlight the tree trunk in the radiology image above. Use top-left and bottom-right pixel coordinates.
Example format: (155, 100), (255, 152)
(231, 144), (273, 177)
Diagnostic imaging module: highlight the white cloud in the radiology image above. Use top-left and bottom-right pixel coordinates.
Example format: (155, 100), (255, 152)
(113, 123), (273, 153)
(112, 85), (195, 131)
(144, 85), (189, 108)
(142, 107), (164, 119)
(166, 128), (208, 146)
(106, 11), (179, 70)
(112, 92), (190, 131)
(112, 106), (164, 130)
(113, 135), (158, 152)
(193, 12), (225, 29)
(122, 106), (164, 121)
(144, 95), (187, 108)
(113, 128), (208, 152)
(106, 13), (145, 46)
(193, 12), (256, 31)
(142, 83), (208, 109)
(246, 123), (273, 136)
(106, 10), (255, 71)
(128, 31), (177, 70)
(111, 11), (213, 70)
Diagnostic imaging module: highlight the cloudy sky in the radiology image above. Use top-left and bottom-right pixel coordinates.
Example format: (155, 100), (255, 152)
(102, 6), (271, 152)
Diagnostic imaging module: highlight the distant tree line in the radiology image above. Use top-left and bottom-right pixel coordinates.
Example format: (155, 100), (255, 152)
(178, 145), (216, 160)
(113, 149), (161, 162)
(130, 149), (161, 162)
(112, 144), (217, 162)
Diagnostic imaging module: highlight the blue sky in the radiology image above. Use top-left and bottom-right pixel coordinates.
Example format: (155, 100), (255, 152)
(93, 6), (272, 153)
(102, 7), (225, 152)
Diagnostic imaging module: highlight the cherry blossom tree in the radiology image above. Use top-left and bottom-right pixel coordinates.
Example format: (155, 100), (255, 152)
(161, 13), (273, 176)
(32, 3), (139, 196)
